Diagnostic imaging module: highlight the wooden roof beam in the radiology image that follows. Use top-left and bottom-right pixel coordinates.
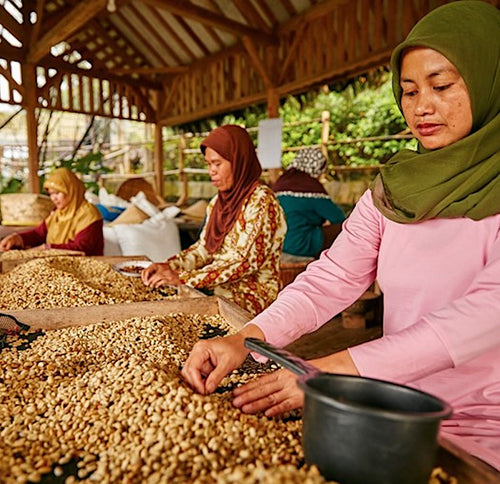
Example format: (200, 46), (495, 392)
(233, 0), (272, 33)
(242, 36), (274, 90)
(140, 0), (277, 44)
(26, 0), (108, 64)
(31, 0), (46, 44)
(281, 0), (351, 34)
(113, 66), (188, 75)
(0, 3), (24, 43)
(278, 23), (306, 84)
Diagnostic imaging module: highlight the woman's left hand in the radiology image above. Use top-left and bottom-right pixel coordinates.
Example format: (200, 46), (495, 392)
(141, 262), (182, 288)
(29, 243), (48, 251)
(232, 369), (304, 417)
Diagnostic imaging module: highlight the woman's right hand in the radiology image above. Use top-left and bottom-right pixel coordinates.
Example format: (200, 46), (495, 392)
(141, 262), (181, 288)
(181, 324), (265, 395)
(0, 233), (23, 252)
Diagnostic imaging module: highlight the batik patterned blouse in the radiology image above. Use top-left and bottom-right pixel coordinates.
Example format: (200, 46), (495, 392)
(167, 184), (286, 315)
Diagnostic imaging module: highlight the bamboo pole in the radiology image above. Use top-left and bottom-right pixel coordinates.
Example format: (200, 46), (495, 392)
(321, 110), (330, 160)
(176, 134), (188, 206)
(23, 63), (40, 193)
(154, 122), (164, 198)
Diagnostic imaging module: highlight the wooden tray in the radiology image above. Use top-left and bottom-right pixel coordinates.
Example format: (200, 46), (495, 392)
(4, 296), (499, 482)
(4, 295), (248, 331)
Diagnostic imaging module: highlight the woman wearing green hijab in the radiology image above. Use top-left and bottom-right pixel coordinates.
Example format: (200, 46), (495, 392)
(181, 1), (500, 472)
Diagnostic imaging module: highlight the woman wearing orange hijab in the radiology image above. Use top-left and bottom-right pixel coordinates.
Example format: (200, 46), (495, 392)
(142, 125), (287, 316)
(0, 168), (104, 256)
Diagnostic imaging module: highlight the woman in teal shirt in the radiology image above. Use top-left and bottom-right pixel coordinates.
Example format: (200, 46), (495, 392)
(273, 148), (345, 257)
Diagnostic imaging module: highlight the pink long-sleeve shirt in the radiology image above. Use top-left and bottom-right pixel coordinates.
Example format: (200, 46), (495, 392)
(250, 189), (500, 470)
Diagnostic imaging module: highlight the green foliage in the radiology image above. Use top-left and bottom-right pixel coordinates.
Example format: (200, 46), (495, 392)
(173, 70), (416, 172)
(0, 176), (23, 194)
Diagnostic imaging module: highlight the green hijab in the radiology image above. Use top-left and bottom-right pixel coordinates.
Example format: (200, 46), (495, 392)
(371, 1), (500, 223)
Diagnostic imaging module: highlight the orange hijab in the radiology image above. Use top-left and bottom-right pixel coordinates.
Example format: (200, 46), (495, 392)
(201, 125), (262, 253)
(43, 168), (102, 244)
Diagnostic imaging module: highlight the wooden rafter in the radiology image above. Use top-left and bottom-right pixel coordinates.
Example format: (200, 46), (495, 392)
(26, 0), (108, 63)
(278, 23), (307, 84)
(200, 0), (228, 50)
(174, 16), (212, 58)
(241, 36), (274, 89)
(113, 66), (188, 75)
(0, 64), (24, 97)
(140, 0), (277, 44)
(0, 3), (24, 42)
(281, 0), (351, 33)
(254, 0), (280, 27)
(143, 3), (198, 61)
(31, 0), (46, 44)
(234, 0), (272, 33)
(115, 10), (166, 66)
(127, 3), (184, 65)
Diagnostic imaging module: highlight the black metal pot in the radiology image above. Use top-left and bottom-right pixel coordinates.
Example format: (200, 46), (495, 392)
(244, 338), (452, 484)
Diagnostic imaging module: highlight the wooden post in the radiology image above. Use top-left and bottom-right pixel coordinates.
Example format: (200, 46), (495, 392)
(153, 122), (164, 198)
(266, 88), (281, 187)
(176, 134), (188, 206)
(23, 63), (40, 193)
(321, 110), (330, 160)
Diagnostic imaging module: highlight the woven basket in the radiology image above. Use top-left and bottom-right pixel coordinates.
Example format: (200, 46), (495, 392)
(0, 193), (54, 226)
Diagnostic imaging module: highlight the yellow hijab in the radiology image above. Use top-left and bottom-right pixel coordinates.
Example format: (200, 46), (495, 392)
(43, 168), (102, 244)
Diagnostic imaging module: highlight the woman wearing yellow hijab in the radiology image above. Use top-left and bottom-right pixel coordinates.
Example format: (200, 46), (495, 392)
(0, 168), (103, 256)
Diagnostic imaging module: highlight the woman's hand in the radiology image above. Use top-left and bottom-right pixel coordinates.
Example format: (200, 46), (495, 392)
(0, 233), (23, 251)
(232, 349), (359, 416)
(181, 324), (265, 395)
(232, 369), (304, 416)
(141, 262), (181, 288)
(29, 243), (49, 251)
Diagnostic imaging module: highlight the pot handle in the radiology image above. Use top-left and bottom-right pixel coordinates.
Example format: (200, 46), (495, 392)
(244, 337), (321, 377)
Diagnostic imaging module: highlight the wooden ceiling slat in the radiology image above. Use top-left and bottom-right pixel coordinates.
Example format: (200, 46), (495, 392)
(254, 0), (280, 27)
(173, 15), (212, 58)
(198, 0), (231, 51)
(140, 0), (277, 44)
(281, 0), (351, 33)
(127, 3), (184, 65)
(233, 0), (272, 33)
(27, 0), (107, 63)
(145, 5), (198, 62)
(114, 11), (165, 67)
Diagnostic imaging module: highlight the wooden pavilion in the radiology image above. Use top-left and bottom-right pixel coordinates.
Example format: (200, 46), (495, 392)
(1, 0), (499, 194)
